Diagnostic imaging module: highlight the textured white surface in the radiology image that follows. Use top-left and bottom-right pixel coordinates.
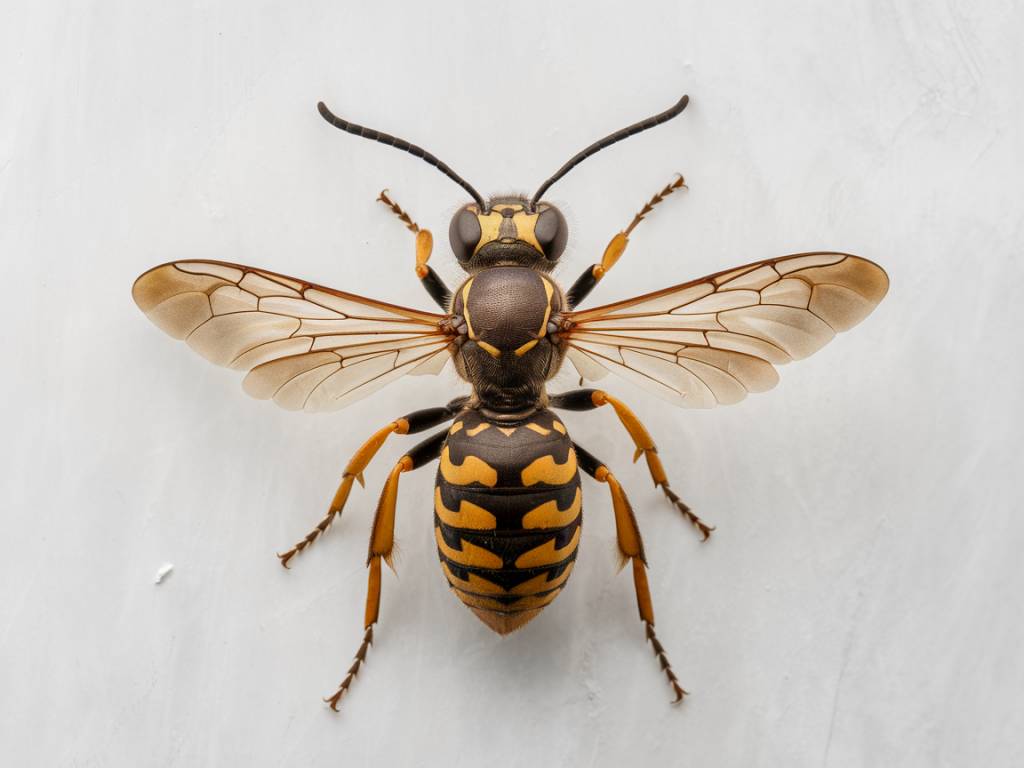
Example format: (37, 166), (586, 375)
(2, 1), (1022, 766)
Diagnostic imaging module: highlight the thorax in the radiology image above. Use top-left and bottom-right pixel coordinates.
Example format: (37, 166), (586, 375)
(450, 267), (567, 418)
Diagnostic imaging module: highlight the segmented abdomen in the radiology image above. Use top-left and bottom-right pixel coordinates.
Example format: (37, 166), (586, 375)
(435, 408), (581, 635)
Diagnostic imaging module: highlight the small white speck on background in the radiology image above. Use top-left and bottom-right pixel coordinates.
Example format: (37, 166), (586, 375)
(153, 563), (174, 584)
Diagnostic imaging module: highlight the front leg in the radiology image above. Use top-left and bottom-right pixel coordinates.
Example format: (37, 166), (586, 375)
(566, 175), (686, 308)
(377, 189), (451, 309)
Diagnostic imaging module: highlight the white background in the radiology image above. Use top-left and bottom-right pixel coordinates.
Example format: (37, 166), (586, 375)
(2, 1), (1022, 766)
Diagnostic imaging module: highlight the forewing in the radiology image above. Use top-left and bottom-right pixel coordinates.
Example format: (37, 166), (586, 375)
(564, 252), (888, 408)
(133, 260), (453, 412)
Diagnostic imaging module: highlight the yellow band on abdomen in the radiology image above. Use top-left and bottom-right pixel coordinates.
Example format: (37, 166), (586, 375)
(514, 527), (581, 569)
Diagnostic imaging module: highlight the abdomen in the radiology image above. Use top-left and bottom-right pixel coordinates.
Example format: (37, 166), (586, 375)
(434, 408), (581, 634)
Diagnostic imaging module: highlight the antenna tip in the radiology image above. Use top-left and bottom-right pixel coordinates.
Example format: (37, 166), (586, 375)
(318, 101), (345, 127)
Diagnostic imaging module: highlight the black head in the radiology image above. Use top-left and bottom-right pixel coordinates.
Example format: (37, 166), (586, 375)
(316, 93), (688, 267)
(448, 196), (567, 272)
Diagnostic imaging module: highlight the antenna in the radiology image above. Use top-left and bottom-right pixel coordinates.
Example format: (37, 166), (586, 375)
(318, 101), (487, 209)
(531, 94), (689, 206)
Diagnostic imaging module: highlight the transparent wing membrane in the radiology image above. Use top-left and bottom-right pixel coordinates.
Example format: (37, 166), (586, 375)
(133, 260), (452, 412)
(564, 253), (888, 408)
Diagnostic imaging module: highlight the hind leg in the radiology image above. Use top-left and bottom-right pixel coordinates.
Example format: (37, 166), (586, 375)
(324, 429), (448, 711)
(574, 441), (687, 703)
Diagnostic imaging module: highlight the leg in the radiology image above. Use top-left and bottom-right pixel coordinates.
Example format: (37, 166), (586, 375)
(574, 442), (687, 703)
(565, 175), (686, 308)
(377, 189), (452, 309)
(550, 389), (714, 541)
(277, 397), (466, 567)
(324, 428), (448, 711)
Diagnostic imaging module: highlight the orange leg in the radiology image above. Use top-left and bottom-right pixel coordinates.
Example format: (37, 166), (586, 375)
(574, 442), (687, 704)
(551, 389), (714, 541)
(377, 189), (450, 309)
(278, 402), (464, 568)
(323, 429), (447, 711)
(565, 175), (687, 308)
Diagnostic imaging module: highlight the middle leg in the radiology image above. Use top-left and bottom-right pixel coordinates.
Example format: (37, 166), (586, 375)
(277, 397), (466, 567)
(550, 389), (714, 540)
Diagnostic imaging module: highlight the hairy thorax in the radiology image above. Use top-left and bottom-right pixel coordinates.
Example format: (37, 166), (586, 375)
(449, 266), (567, 420)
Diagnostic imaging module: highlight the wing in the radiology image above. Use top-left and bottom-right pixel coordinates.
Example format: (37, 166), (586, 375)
(132, 260), (454, 412)
(563, 252), (888, 408)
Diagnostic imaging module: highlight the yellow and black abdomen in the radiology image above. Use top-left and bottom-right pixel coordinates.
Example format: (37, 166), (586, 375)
(435, 408), (580, 635)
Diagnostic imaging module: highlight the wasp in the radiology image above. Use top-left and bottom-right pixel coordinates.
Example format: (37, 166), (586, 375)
(133, 93), (888, 709)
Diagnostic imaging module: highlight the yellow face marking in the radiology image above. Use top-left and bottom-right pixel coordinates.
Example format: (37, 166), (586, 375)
(440, 446), (498, 487)
(521, 447), (578, 486)
(476, 339), (501, 358)
(453, 587), (563, 612)
(466, 422), (490, 437)
(434, 527), (503, 569)
(552, 421), (567, 435)
(524, 422), (550, 436)
(510, 562), (576, 595)
(497, 427), (517, 437)
(473, 210), (505, 256)
(521, 487), (581, 529)
(449, 421), (464, 435)
(514, 527), (581, 569)
(511, 211), (543, 254)
(441, 563), (506, 595)
(471, 203), (544, 257)
(514, 338), (539, 357)
(434, 487), (497, 530)
(461, 278), (477, 339)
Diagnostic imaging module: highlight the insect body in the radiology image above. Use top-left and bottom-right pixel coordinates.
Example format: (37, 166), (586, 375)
(437, 406), (581, 635)
(133, 93), (889, 709)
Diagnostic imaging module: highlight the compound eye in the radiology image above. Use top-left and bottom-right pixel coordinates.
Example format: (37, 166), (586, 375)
(534, 206), (567, 261)
(449, 208), (482, 262)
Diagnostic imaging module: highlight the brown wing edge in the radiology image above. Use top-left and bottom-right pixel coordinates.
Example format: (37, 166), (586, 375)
(567, 252), (889, 324)
(132, 259), (446, 323)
